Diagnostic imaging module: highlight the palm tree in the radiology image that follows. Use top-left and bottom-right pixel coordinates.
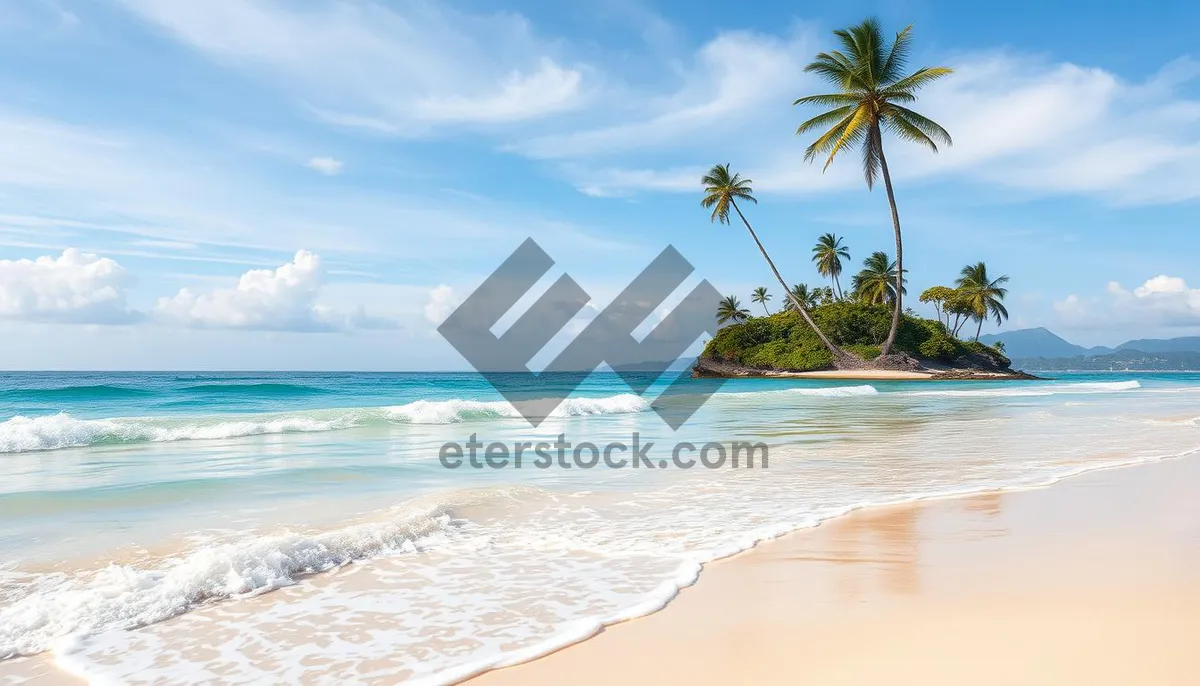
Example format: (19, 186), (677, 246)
(783, 283), (820, 311)
(795, 18), (952, 357)
(955, 262), (1010, 341)
(750, 286), (772, 315)
(851, 251), (906, 305)
(811, 233), (850, 299)
(701, 164), (843, 357)
(716, 295), (750, 326)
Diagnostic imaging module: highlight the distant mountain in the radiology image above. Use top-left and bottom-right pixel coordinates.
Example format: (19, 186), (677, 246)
(1116, 336), (1200, 353)
(978, 327), (1112, 359)
(1013, 349), (1200, 371)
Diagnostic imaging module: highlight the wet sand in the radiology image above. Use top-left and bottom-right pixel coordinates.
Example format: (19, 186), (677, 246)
(470, 455), (1200, 685)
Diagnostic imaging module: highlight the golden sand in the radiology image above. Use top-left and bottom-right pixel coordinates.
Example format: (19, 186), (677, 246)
(470, 456), (1200, 686)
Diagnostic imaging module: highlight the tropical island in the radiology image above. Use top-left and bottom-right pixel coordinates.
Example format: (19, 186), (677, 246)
(690, 20), (1025, 380)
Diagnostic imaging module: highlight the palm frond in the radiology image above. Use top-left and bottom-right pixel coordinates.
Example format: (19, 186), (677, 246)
(861, 123), (883, 188)
(880, 25), (912, 84)
(820, 105), (871, 171)
(802, 109), (856, 163)
(792, 93), (860, 107)
(857, 18), (886, 86)
(795, 105), (854, 136)
(887, 105), (952, 147)
(803, 53), (860, 89)
(833, 29), (862, 70)
(884, 114), (939, 153)
(988, 300), (1009, 325)
(883, 66), (953, 94)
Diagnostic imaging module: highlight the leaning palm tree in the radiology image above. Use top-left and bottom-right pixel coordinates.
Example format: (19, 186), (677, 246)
(811, 233), (850, 299)
(955, 262), (1009, 341)
(851, 251), (906, 305)
(716, 295), (750, 326)
(795, 18), (952, 357)
(750, 286), (772, 315)
(701, 164), (843, 357)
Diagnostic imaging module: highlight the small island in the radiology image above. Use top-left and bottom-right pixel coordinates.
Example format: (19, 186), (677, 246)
(694, 156), (1034, 381)
(693, 300), (1035, 380)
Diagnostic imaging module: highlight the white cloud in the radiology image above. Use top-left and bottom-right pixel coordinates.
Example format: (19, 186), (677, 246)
(119, 0), (585, 133)
(0, 249), (137, 324)
(155, 250), (396, 331)
(305, 156), (343, 175)
(1055, 275), (1200, 330)
(423, 285), (459, 325)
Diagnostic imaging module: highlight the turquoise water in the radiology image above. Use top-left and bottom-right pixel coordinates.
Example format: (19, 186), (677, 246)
(2, 371), (1199, 682)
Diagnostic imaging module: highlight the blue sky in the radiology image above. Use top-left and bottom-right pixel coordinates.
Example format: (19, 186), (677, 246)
(0, 0), (1198, 369)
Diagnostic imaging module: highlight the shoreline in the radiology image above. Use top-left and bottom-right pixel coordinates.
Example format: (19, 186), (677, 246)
(470, 453), (1200, 686)
(690, 356), (1039, 381)
(1, 376), (1189, 684)
(692, 366), (1039, 381)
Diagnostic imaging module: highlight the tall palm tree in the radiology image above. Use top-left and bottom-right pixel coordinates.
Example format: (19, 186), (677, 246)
(783, 283), (820, 311)
(701, 164), (843, 357)
(716, 295), (750, 326)
(750, 286), (772, 315)
(955, 262), (1010, 341)
(851, 251), (906, 305)
(795, 18), (952, 357)
(811, 233), (850, 299)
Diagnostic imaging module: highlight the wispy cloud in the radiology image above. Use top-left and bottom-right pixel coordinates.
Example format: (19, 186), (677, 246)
(118, 0), (587, 134)
(517, 34), (1200, 205)
(305, 156), (344, 175)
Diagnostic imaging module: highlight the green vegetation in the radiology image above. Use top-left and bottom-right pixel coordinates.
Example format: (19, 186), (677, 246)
(703, 300), (1009, 372)
(794, 19), (953, 356)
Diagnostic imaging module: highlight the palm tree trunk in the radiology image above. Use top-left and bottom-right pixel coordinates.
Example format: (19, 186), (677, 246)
(761, 303), (769, 316)
(730, 199), (845, 359)
(876, 134), (904, 358)
(833, 274), (842, 300)
(975, 316), (983, 342)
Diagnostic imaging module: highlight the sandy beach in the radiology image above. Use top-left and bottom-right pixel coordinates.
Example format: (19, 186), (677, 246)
(763, 369), (934, 379)
(3, 374), (1197, 684)
(471, 454), (1200, 686)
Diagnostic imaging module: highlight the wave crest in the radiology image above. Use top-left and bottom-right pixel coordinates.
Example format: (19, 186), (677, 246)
(385, 394), (650, 424)
(0, 501), (465, 659)
(0, 394), (653, 453)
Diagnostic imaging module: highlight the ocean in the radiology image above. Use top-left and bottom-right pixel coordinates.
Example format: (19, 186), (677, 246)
(1, 370), (1198, 683)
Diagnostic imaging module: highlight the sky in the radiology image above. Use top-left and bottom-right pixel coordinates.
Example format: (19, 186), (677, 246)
(0, 0), (1198, 370)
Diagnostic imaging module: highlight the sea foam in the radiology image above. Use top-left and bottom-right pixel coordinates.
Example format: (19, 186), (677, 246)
(0, 500), (466, 659)
(907, 380), (1142, 398)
